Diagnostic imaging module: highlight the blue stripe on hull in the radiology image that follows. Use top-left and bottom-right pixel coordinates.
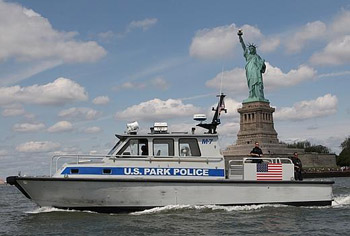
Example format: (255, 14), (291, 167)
(61, 167), (225, 177)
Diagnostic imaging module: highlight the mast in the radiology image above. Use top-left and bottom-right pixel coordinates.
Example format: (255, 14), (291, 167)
(197, 93), (227, 134)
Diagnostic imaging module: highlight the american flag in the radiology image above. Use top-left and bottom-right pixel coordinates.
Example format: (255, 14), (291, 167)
(256, 163), (282, 181)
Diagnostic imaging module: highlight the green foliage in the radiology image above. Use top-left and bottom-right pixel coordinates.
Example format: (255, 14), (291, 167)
(305, 145), (330, 154)
(337, 148), (350, 166)
(337, 136), (350, 166)
(287, 141), (311, 149)
(287, 140), (331, 153)
(341, 136), (350, 150)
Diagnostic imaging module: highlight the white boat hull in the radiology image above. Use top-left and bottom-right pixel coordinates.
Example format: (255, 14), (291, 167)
(7, 176), (333, 212)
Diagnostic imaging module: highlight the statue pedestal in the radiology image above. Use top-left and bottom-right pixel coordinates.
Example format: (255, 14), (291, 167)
(222, 101), (337, 169)
(223, 101), (302, 156)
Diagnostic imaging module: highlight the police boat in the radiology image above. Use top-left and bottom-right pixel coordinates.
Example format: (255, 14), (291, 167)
(7, 94), (334, 213)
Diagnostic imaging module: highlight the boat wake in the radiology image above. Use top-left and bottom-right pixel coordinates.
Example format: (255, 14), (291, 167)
(25, 207), (96, 214)
(332, 194), (350, 207)
(26, 195), (350, 215)
(130, 204), (286, 215)
(132, 195), (350, 215)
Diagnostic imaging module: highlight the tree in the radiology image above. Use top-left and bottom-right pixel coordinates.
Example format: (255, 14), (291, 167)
(337, 136), (350, 166)
(287, 140), (331, 153)
(341, 136), (350, 150)
(305, 145), (330, 154)
(287, 141), (311, 149)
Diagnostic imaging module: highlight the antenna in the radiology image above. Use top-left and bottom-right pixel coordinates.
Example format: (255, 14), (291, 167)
(220, 65), (224, 95)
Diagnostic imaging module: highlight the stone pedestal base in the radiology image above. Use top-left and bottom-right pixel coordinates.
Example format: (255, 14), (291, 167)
(223, 143), (303, 157)
(223, 101), (303, 157)
(236, 101), (279, 146)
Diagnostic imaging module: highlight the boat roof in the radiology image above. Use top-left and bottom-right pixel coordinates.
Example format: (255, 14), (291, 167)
(116, 132), (218, 139)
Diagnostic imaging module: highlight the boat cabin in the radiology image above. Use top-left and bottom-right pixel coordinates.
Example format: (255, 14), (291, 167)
(52, 122), (295, 181)
(52, 94), (296, 182)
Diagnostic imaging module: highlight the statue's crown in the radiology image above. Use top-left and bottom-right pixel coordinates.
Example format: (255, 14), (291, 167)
(248, 43), (257, 48)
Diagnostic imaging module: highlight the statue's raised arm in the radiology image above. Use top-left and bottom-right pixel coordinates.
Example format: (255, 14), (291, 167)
(238, 29), (246, 52)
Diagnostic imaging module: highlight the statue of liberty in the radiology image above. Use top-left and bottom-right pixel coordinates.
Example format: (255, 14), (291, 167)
(238, 30), (269, 103)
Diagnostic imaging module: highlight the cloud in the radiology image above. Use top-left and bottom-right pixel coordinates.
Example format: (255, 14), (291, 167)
(0, 60), (62, 86)
(285, 21), (327, 53)
(190, 24), (237, 59)
(307, 10), (350, 65)
(117, 18), (158, 38)
(190, 24), (269, 59)
(189, 10), (350, 64)
(259, 37), (280, 53)
(275, 94), (338, 121)
(310, 35), (350, 65)
(97, 30), (116, 42)
(113, 77), (170, 91)
(1, 104), (25, 117)
(206, 63), (316, 94)
(47, 121), (73, 133)
(127, 18), (158, 32)
(116, 98), (202, 121)
(0, 1), (106, 63)
(0, 77), (88, 106)
(58, 107), (101, 120)
(216, 121), (240, 136)
(263, 63), (317, 90)
(113, 81), (146, 91)
(83, 126), (102, 134)
(92, 96), (110, 105)
(206, 67), (246, 94)
(16, 141), (61, 153)
(129, 57), (186, 82)
(0, 149), (8, 156)
(330, 9), (350, 35)
(13, 122), (45, 132)
(151, 77), (169, 90)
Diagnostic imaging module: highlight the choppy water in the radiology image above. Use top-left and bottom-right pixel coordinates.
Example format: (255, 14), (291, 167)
(1, 178), (350, 236)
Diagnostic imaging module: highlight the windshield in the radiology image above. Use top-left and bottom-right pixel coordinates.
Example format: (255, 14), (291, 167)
(107, 140), (123, 156)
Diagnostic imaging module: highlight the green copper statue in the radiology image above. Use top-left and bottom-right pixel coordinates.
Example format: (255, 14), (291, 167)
(238, 29), (269, 103)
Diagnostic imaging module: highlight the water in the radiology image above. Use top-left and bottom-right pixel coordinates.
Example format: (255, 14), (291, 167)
(1, 178), (349, 236)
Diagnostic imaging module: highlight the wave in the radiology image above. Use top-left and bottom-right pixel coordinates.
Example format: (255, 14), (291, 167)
(130, 203), (286, 215)
(25, 207), (96, 214)
(332, 194), (350, 207)
(26, 195), (350, 215)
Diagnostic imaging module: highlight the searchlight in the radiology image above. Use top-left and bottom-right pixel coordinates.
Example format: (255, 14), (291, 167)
(126, 121), (139, 134)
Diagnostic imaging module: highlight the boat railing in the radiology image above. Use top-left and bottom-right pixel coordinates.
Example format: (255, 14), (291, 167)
(243, 157), (293, 164)
(109, 156), (224, 164)
(228, 157), (293, 180)
(228, 159), (244, 179)
(50, 154), (109, 176)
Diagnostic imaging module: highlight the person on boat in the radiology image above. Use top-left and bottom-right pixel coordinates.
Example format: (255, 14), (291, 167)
(250, 142), (263, 163)
(180, 146), (190, 156)
(291, 152), (303, 181)
(141, 144), (148, 156)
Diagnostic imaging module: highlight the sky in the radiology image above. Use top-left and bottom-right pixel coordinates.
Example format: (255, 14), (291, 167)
(0, 0), (350, 179)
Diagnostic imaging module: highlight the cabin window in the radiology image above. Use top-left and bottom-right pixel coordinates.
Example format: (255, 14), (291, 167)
(103, 168), (112, 174)
(179, 138), (201, 157)
(117, 139), (148, 156)
(70, 169), (79, 174)
(153, 139), (174, 157)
